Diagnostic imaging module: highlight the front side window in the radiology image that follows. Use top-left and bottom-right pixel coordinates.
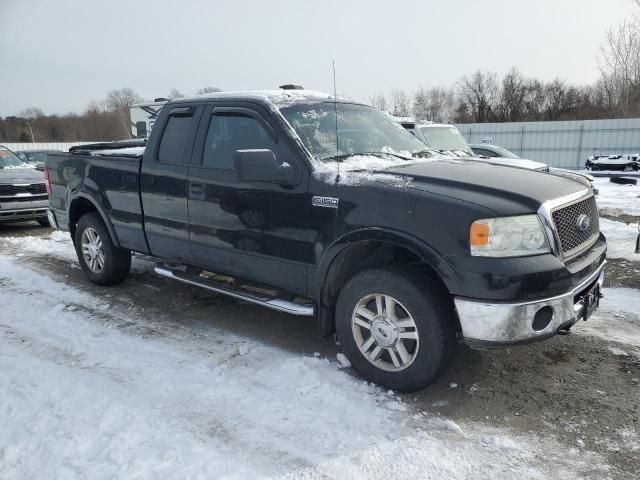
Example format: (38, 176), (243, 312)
(279, 103), (426, 162)
(202, 113), (277, 170)
(158, 115), (193, 163)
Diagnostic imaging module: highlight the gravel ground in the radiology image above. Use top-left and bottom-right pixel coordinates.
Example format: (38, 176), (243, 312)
(1, 220), (639, 478)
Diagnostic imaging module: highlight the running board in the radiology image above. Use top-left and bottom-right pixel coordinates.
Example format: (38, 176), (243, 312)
(154, 265), (315, 316)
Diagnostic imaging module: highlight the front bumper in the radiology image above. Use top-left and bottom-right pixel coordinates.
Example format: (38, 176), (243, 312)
(455, 261), (605, 348)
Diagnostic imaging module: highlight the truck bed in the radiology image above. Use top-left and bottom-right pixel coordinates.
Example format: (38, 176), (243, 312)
(47, 143), (149, 254)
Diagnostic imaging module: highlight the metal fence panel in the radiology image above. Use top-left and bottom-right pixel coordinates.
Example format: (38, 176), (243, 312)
(456, 118), (640, 169)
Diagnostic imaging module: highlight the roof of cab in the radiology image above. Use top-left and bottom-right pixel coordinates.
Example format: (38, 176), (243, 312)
(173, 89), (360, 109)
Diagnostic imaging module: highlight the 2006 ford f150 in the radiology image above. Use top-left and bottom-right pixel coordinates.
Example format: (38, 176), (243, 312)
(46, 86), (606, 391)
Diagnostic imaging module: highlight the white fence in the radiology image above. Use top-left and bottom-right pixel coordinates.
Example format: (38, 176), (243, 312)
(1, 142), (98, 152)
(455, 117), (640, 169)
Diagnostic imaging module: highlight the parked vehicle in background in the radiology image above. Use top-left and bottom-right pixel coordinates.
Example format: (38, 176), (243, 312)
(130, 99), (168, 139)
(468, 142), (597, 192)
(47, 88), (606, 392)
(15, 149), (63, 171)
(586, 154), (640, 172)
(399, 120), (474, 157)
(399, 120), (551, 171)
(470, 143), (522, 159)
(0, 145), (49, 225)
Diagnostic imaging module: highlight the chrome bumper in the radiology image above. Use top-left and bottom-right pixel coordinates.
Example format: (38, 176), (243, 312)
(454, 262), (605, 347)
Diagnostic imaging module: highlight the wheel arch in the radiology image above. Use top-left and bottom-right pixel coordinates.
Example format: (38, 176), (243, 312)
(314, 228), (461, 337)
(67, 193), (120, 247)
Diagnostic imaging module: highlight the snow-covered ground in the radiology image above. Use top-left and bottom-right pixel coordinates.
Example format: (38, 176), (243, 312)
(592, 176), (640, 217)
(0, 256), (607, 479)
(1, 177), (639, 479)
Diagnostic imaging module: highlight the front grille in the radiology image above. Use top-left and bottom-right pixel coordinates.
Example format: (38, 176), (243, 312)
(0, 183), (47, 197)
(1, 195), (48, 203)
(552, 195), (599, 259)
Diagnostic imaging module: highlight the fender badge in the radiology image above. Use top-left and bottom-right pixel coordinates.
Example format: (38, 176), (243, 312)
(312, 196), (339, 208)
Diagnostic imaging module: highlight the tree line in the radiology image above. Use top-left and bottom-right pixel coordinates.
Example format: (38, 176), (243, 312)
(1, 2), (639, 143)
(0, 86), (220, 143)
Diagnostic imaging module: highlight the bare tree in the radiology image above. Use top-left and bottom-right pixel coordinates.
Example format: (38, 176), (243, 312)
(389, 89), (412, 117)
(497, 68), (528, 121)
(196, 86), (222, 94)
(457, 71), (499, 122)
(369, 93), (388, 111)
(168, 88), (186, 99)
(598, 20), (640, 116)
(105, 88), (143, 138)
(413, 86), (455, 122)
(18, 107), (44, 120)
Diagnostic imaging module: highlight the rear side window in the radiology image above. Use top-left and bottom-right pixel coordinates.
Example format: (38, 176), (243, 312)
(202, 113), (277, 170)
(158, 115), (193, 163)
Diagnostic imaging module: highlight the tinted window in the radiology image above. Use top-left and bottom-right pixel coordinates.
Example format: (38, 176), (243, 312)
(202, 113), (277, 170)
(158, 115), (193, 163)
(472, 148), (494, 157)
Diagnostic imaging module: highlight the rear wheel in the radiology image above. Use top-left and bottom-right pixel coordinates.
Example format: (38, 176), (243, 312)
(74, 212), (131, 286)
(336, 268), (457, 392)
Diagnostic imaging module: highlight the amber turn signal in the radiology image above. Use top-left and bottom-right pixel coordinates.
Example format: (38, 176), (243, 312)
(469, 222), (490, 246)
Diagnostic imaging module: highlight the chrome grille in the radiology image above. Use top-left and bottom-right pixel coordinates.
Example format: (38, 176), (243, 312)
(0, 183), (47, 197)
(551, 195), (599, 259)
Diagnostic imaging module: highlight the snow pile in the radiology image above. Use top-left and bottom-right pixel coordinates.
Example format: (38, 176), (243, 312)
(594, 177), (640, 216)
(599, 218), (640, 259)
(2, 230), (76, 261)
(0, 256), (609, 479)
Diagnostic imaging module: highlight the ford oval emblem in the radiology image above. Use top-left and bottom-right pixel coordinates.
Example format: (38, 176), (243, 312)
(576, 214), (591, 232)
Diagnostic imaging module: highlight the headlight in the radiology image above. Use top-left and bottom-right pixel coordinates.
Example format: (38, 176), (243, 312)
(469, 215), (550, 257)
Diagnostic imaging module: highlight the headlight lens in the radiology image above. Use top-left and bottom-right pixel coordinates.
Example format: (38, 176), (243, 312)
(470, 215), (550, 257)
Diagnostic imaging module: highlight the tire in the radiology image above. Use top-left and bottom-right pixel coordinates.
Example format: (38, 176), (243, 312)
(335, 268), (457, 392)
(74, 212), (131, 286)
(37, 217), (50, 227)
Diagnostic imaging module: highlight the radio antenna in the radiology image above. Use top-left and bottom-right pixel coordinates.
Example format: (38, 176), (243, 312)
(333, 59), (340, 183)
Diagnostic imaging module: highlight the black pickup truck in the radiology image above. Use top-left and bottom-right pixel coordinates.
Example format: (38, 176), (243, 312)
(46, 87), (606, 391)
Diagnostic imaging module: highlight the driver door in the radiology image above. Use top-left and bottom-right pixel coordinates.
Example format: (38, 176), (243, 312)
(187, 103), (311, 294)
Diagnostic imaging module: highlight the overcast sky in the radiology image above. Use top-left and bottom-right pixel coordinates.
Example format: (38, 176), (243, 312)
(0, 0), (636, 116)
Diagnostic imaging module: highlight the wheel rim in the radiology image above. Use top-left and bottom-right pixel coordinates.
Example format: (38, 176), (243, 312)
(351, 293), (420, 372)
(81, 227), (105, 273)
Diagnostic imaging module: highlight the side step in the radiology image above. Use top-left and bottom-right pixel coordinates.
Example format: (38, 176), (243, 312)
(154, 264), (315, 316)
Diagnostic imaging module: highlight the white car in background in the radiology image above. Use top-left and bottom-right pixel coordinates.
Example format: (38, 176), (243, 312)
(396, 118), (597, 192)
(398, 119), (550, 171)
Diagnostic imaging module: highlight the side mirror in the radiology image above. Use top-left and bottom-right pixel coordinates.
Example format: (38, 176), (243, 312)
(233, 149), (297, 185)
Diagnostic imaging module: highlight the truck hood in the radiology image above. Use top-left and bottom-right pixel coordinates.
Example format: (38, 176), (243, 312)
(0, 167), (44, 184)
(381, 159), (587, 215)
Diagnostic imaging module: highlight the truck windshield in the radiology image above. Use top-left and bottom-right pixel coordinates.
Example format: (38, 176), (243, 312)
(0, 147), (29, 169)
(279, 103), (428, 162)
(420, 126), (472, 155)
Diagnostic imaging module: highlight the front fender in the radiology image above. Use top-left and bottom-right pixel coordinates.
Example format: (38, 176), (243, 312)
(313, 227), (462, 299)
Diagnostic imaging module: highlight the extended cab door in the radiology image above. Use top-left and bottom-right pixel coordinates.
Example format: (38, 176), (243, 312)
(187, 102), (311, 294)
(140, 103), (203, 261)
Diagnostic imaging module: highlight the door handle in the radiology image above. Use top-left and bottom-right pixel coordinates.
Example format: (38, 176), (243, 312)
(189, 183), (204, 195)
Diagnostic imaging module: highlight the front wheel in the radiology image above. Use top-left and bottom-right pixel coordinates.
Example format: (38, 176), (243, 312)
(74, 212), (131, 286)
(335, 268), (457, 392)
